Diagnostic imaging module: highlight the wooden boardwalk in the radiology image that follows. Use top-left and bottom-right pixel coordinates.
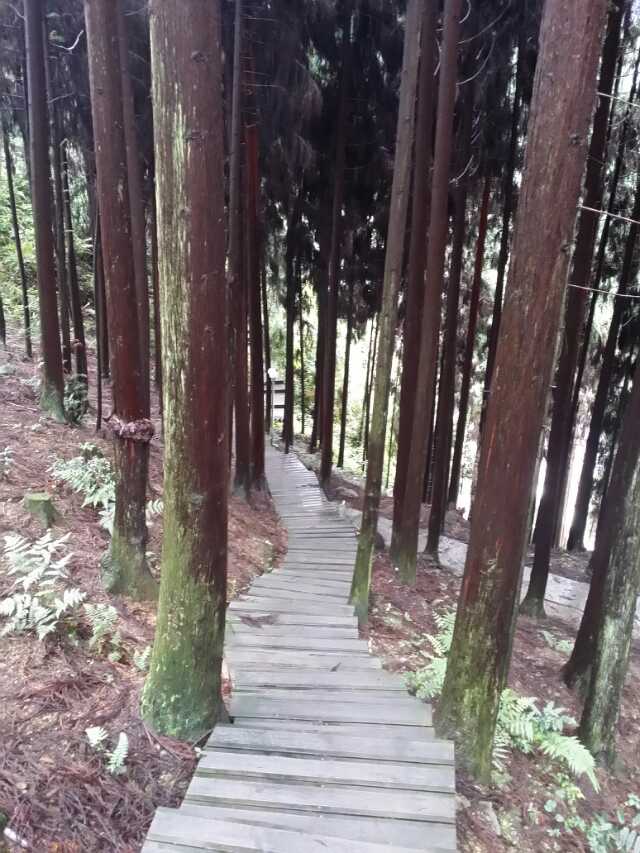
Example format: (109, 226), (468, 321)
(143, 447), (457, 852)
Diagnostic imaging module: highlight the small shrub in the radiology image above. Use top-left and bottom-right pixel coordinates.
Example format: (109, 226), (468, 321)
(64, 375), (89, 424)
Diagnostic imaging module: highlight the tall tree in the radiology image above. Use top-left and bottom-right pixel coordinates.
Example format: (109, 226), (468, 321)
(521, 0), (624, 616)
(350, 0), (422, 622)
(141, 0), (228, 739)
(578, 363), (640, 767)
(425, 81), (474, 558)
(246, 123), (266, 488)
(1, 120), (31, 357)
(229, 0), (251, 491)
(449, 175), (491, 505)
(85, 0), (156, 600)
(320, 2), (353, 486)
(393, 0), (463, 584)
(61, 141), (88, 381)
(24, 0), (64, 419)
(337, 274), (355, 468)
(434, 0), (608, 780)
(390, 0), (437, 562)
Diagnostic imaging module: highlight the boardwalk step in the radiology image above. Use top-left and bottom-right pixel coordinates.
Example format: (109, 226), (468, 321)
(197, 750), (455, 793)
(144, 809), (441, 852)
(230, 668), (405, 690)
(207, 725), (454, 765)
(229, 695), (432, 726)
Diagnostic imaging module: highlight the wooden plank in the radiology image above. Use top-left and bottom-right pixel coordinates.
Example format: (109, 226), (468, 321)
(185, 777), (456, 823)
(233, 688), (423, 705)
(207, 725), (455, 765)
(231, 668), (405, 690)
(232, 718), (435, 739)
(227, 636), (368, 653)
(229, 695), (432, 726)
(227, 611), (357, 628)
(198, 750), (455, 793)
(229, 597), (355, 616)
(176, 804), (456, 851)
(146, 809), (430, 853)
(242, 585), (349, 603)
(226, 650), (381, 670)
(228, 624), (359, 639)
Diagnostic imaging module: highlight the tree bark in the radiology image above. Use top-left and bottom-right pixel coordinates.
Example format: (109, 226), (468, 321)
(262, 264), (272, 434)
(298, 259), (306, 434)
(93, 213), (105, 430)
(393, 0), (462, 584)
(522, 0), (624, 617)
(362, 312), (379, 463)
(309, 229), (328, 452)
(282, 198), (300, 453)
(2, 121), (32, 356)
(320, 6), (352, 485)
(350, 0), (422, 622)
(390, 0), (437, 561)
(480, 47), (523, 430)
(85, 0), (156, 600)
(245, 123), (266, 488)
(117, 0), (150, 411)
(434, 0), (608, 781)
(61, 141), (88, 382)
(337, 275), (355, 469)
(425, 84), (474, 558)
(25, 0), (64, 418)
(150, 192), (162, 395)
(578, 355), (640, 766)
(228, 0), (251, 492)
(141, 0), (228, 740)
(448, 176), (491, 506)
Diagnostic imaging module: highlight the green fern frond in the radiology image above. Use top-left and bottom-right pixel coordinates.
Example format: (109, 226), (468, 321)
(86, 726), (108, 749)
(107, 732), (129, 775)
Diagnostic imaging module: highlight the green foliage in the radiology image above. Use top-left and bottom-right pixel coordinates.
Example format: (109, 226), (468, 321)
(0, 532), (85, 640)
(541, 629), (574, 656)
(133, 645), (151, 672)
(84, 602), (123, 662)
(0, 446), (13, 480)
(407, 607), (598, 790)
(85, 727), (129, 775)
(64, 375), (89, 424)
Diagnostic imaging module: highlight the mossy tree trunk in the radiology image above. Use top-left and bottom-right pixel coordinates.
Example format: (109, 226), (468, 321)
(434, 0), (608, 781)
(2, 120), (31, 357)
(393, 0), (462, 584)
(141, 0), (228, 741)
(84, 0), (156, 601)
(25, 0), (65, 419)
(350, 0), (422, 623)
(578, 358), (640, 766)
(389, 0), (437, 563)
(522, 0), (624, 617)
(61, 141), (88, 382)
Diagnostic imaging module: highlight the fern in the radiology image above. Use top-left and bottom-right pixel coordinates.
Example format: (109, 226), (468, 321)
(0, 446), (13, 480)
(85, 726), (108, 749)
(107, 732), (129, 775)
(0, 533), (84, 639)
(84, 602), (122, 659)
(133, 645), (151, 672)
(146, 499), (163, 522)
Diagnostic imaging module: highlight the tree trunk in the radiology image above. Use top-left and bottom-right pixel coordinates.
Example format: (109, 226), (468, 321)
(141, 0), (228, 740)
(425, 84), (474, 558)
(393, 0), (462, 584)
(390, 0), (437, 561)
(449, 176), (491, 506)
(228, 0), (250, 493)
(350, 0), (422, 622)
(309, 238), (328, 452)
(2, 121), (32, 356)
(298, 260), (306, 434)
(245, 123), (266, 488)
(577, 357), (640, 766)
(61, 141), (88, 382)
(262, 264), (272, 434)
(362, 312), (379, 463)
(150, 192), (162, 395)
(567, 43), (640, 551)
(522, 0), (624, 617)
(117, 0), (150, 411)
(25, 0), (64, 418)
(85, 0), (156, 601)
(337, 276), (355, 469)
(282, 199), (300, 453)
(481, 46), (523, 430)
(320, 6), (352, 486)
(434, 0), (608, 781)
(566, 169), (640, 558)
(358, 316), (374, 449)
(93, 213), (104, 430)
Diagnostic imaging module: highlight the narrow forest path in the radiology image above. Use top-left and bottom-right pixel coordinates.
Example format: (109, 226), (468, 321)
(143, 446), (457, 852)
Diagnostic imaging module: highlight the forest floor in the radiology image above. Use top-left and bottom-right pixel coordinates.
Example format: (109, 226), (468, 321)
(0, 329), (286, 852)
(291, 439), (640, 852)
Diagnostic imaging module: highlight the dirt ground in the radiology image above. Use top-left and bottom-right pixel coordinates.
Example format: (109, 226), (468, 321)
(0, 329), (286, 852)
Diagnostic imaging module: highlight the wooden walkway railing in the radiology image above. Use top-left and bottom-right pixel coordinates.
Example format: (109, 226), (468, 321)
(143, 446), (457, 852)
